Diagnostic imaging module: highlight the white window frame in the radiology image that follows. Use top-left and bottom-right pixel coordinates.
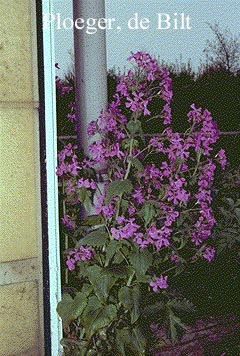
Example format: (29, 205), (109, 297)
(41, 0), (107, 354)
(42, 0), (63, 355)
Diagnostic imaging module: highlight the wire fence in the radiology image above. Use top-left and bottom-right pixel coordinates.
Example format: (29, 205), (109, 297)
(58, 130), (240, 145)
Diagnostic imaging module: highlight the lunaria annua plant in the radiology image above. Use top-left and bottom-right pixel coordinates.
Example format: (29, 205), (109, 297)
(56, 52), (227, 356)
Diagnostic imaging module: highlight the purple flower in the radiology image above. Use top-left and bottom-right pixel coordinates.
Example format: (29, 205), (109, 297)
(66, 256), (75, 271)
(163, 103), (172, 125)
(56, 144), (81, 177)
(67, 113), (76, 122)
(188, 106), (220, 156)
(126, 91), (151, 116)
(89, 140), (106, 163)
(62, 214), (74, 230)
(149, 136), (166, 153)
(167, 177), (190, 205)
(134, 232), (150, 249)
(128, 206), (136, 216)
(147, 224), (171, 250)
(191, 207), (216, 246)
(56, 77), (73, 96)
(77, 178), (96, 190)
(87, 120), (98, 136)
(95, 196), (117, 219)
(170, 252), (180, 263)
(203, 246), (215, 262)
(111, 218), (140, 240)
(66, 246), (94, 270)
(116, 215), (126, 224)
(216, 148), (227, 170)
(164, 209), (179, 227)
(107, 142), (125, 159)
(66, 180), (75, 195)
(132, 188), (145, 204)
(150, 275), (168, 292)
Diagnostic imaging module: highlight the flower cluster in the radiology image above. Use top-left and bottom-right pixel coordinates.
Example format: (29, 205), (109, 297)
(116, 51), (173, 124)
(62, 214), (74, 230)
(66, 246), (95, 271)
(56, 76), (73, 96)
(110, 216), (140, 240)
(216, 148), (227, 170)
(56, 143), (80, 176)
(57, 52), (227, 291)
(202, 246), (215, 262)
(192, 159), (216, 245)
(150, 275), (168, 292)
(187, 104), (219, 156)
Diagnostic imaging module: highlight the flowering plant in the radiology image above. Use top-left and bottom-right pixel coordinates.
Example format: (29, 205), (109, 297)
(56, 52), (227, 355)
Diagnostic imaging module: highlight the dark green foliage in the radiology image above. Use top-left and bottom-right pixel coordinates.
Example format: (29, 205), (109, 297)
(105, 179), (133, 204)
(76, 228), (108, 247)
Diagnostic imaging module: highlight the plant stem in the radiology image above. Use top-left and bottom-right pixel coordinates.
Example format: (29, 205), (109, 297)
(193, 149), (202, 177)
(161, 265), (177, 275)
(127, 271), (135, 286)
(120, 248), (130, 265)
(115, 138), (134, 221)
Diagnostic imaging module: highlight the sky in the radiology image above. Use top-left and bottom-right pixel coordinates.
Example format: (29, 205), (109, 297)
(52, 0), (240, 77)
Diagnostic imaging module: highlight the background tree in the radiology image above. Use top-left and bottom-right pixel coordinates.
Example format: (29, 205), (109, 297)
(203, 23), (240, 74)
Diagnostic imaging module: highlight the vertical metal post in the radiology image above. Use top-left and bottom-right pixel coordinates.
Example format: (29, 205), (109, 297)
(72, 0), (108, 152)
(42, 0), (63, 354)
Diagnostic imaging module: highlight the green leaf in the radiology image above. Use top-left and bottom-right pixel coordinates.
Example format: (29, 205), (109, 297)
(122, 138), (132, 150)
(80, 214), (103, 226)
(57, 292), (88, 327)
(115, 329), (126, 356)
(77, 187), (92, 211)
(105, 240), (121, 264)
(176, 214), (187, 228)
(234, 207), (240, 221)
(174, 156), (184, 168)
(128, 157), (144, 172)
(121, 199), (130, 214)
(85, 265), (102, 285)
(169, 313), (178, 342)
(189, 174), (197, 186)
(135, 274), (151, 283)
(143, 301), (165, 318)
(118, 285), (141, 324)
(115, 327), (146, 355)
(139, 201), (158, 227)
(169, 311), (188, 342)
(167, 298), (195, 312)
(177, 237), (188, 250)
(73, 227), (84, 239)
(102, 264), (133, 278)
(132, 327), (147, 354)
(86, 265), (118, 302)
(81, 284), (94, 296)
(82, 296), (117, 338)
(158, 186), (167, 200)
(126, 120), (142, 137)
(96, 274), (118, 302)
(60, 338), (88, 356)
(105, 179), (133, 204)
(113, 253), (125, 264)
(129, 249), (153, 279)
(76, 228), (108, 247)
(226, 198), (235, 207)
